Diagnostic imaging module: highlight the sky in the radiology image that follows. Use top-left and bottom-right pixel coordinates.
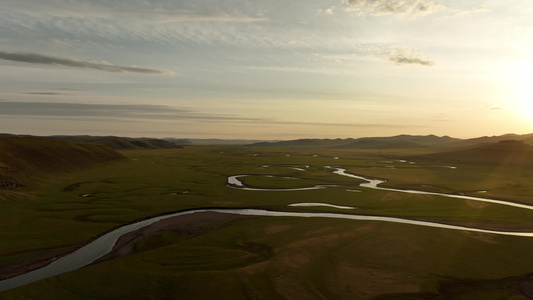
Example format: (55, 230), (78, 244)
(1, 0), (533, 140)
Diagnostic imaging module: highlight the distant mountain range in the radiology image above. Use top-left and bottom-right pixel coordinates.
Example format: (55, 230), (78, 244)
(2, 133), (533, 149)
(247, 134), (460, 148)
(163, 138), (281, 145)
(246, 133), (533, 149)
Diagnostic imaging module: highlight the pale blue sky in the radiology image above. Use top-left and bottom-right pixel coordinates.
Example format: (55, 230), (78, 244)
(1, 0), (532, 139)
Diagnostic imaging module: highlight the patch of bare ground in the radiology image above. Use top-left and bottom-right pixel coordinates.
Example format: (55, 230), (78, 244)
(94, 212), (257, 263)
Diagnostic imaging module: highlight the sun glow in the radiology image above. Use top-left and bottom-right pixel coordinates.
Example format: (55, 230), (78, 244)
(505, 60), (533, 126)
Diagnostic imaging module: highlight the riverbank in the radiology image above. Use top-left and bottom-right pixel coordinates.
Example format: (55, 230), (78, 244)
(93, 211), (257, 263)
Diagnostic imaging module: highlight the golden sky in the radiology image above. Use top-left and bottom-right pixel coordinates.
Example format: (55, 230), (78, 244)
(0, 0), (532, 139)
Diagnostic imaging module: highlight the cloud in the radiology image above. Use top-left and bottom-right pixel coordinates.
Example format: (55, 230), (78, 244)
(274, 120), (415, 128)
(0, 101), (263, 122)
(56, 88), (85, 91)
(318, 7), (335, 16)
(22, 92), (69, 95)
(344, 0), (445, 17)
(389, 55), (435, 66)
(312, 53), (343, 63)
(387, 46), (435, 66)
(344, 0), (366, 13)
(0, 101), (415, 130)
(244, 44), (436, 73)
(351, 44), (436, 66)
(2, 1), (266, 24)
(122, 10), (267, 23)
(246, 65), (354, 76)
(454, 5), (490, 17)
(0, 51), (174, 75)
(414, 1), (446, 16)
(1, 1), (270, 48)
(474, 6), (489, 13)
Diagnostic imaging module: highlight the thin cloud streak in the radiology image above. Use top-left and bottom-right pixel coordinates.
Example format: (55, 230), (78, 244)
(274, 120), (417, 128)
(0, 101), (407, 129)
(0, 102), (253, 121)
(22, 92), (69, 95)
(121, 10), (267, 23)
(0, 51), (174, 75)
(488, 105), (508, 110)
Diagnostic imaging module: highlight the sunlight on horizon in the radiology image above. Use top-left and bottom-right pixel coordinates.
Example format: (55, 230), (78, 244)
(503, 59), (533, 129)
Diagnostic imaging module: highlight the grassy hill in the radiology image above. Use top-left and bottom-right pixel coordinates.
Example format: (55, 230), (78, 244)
(45, 136), (181, 150)
(412, 140), (533, 166)
(0, 137), (126, 189)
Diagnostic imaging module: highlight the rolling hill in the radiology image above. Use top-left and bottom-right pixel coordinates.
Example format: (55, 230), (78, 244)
(247, 135), (461, 148)
(0, 137), (126, 189)
(411, 140), (533, 166)
(334, 139), (425, 149)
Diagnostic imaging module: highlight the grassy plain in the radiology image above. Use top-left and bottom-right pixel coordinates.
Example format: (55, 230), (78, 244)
(2, 145), (533, 299)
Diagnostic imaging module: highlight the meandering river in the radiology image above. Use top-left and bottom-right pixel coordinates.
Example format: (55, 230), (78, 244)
(2, 166), (533, 292)
(328, 167), (533, 211)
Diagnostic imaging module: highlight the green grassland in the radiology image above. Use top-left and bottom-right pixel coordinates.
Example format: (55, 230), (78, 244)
(2, 145), (533, 299)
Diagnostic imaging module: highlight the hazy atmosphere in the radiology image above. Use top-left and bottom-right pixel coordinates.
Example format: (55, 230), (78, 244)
(1, 0), (532, 139)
